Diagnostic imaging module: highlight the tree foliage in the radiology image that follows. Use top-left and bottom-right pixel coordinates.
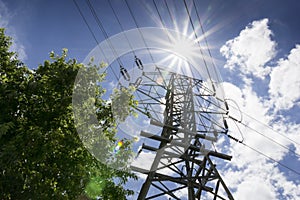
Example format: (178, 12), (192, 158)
(0, 28), (136, 199)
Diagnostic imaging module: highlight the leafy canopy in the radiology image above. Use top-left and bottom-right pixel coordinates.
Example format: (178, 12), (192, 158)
(0, 28), (136, 200)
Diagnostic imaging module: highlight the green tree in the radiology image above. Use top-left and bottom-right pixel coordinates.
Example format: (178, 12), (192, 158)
(0, 28), (136, 199)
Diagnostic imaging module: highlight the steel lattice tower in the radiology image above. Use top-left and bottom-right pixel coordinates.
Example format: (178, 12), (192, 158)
(131, 67), (234, 200)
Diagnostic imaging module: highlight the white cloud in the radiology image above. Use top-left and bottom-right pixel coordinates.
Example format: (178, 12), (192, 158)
(174, 187), (188, 199)
(131, 151), (156, 172)
(220, 18), (276, 79)
(221, 82), (289, 165)
(219, 21), (300, 195)
(224, 161), (278, 200)
(219, 66), (300, 199)
(269, 45), (300, 110)
(0, 0), (27, 60)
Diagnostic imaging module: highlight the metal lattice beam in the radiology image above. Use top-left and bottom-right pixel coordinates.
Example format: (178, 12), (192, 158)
(132, 67), (233, 200)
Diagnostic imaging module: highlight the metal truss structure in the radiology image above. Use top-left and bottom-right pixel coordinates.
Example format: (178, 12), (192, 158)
(131, 67), (234, 199)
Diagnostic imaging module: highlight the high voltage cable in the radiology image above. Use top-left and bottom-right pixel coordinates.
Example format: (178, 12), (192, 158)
(72, 0), (99, 46)
(246, 111), (300, 146)
(187, 0), (299, 150)
(153, 0), (217, 101)
(164, 0), (176, 29)
(85, 0), (122, 80)
(190, 0), (300, 150)
(163, 0), (200, 79)
(72, 0), (119, 79)
(152, 0), (165, 30)
(223, 100), (300, 159)
(210, 97), (300, 159)
(72, 0), (108, 63)
(235, 138), (300, 176)
(215, 97), (300, 156)
(226, 130), (300, 176)
(107, 0), (136, 56)
(182, 0), (213, 85)
(124, 0), (157, 65)
(182, 0), (227, 111)
(85, 0), (119, 63)
(192, 0), (223, 84)
(230, 103), (300, 147)
(152, 0), (175, 44)
(237, 119), (300, 158)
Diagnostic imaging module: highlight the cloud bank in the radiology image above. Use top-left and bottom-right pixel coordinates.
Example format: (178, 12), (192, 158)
(220, 18), (300, 199)
(220, 18), (276, 79)
(269, 45), (300, 110)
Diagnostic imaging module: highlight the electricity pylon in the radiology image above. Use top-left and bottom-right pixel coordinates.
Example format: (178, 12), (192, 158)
(131, 67), (234, 200)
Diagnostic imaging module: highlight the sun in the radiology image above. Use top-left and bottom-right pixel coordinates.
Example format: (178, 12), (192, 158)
(155, 26), (200, 73)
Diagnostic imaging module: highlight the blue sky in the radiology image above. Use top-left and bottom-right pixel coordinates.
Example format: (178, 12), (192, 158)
(2, 0), (300, 69)
(1, 0), (300, 199)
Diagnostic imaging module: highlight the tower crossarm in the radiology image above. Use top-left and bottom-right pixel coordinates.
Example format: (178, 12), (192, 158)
(132, 68), (233, 199)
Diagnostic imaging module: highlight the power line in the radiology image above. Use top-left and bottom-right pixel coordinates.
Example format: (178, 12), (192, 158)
(182, 0), (299, 159)
(244, 141), (300, 176)
(152, 0), (165, 29)
(214, 98), (300, 160)
(222, 97), (300, 156)
(238, 119), (300, 158)
(72, 0), (108, 63)
(226, 100), (300, 148)
(152, 0), (175, 45)
(85, 0), (122, 80)
(85, 0), (120, 64)
(107, 0), (136, 56)
(196, 91), (300, 159)
(124, 0), (157, 65)
(72, 0), (99, 45)
(163, 0), (176, 29)
(182, 0), (213, 85)
(192, 0), (223, 84)
(226, 133), (300, 176)
(223, 99), (300, 159)
(72, 0), (121, 80)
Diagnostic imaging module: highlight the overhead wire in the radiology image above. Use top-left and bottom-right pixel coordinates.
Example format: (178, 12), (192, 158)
(190, 0), (299, 149)
(85, 0), (121, 80)
(124, 0), (300, 180)
(152, 0), (166, 30)
(227, 132), (300, 176)
(216, 95), (300, 177)
(107, 0), (136, 57)
(72, 0), (109, 63)
(153, 0), (206, 91)
(192, 0), (222, 84)
(163, 0), (176, 29)
(208, 96), (300, 159)
(231, 103), (300, 147)
(124, 0), (157, 65)
(223, 101), (300, 175)
(182, 0), (214, 85)
(236, 118), (300, 158)
(222, 98), (300, 159)
(232, 119), (245, 142)
(75, 0), (300, 178)
(242, 142), (300, 176)
(152, 0), (177, 46)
